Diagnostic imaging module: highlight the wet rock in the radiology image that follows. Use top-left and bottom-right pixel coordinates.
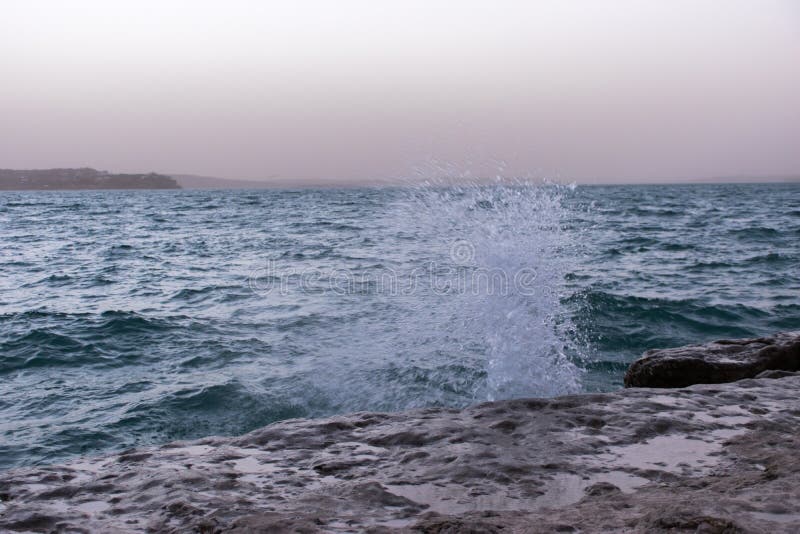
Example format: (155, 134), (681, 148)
(226, 513), (323, 533)
(583, 482), (620, 497)
(411, 517), (503, 534)
(641, 507), (744, 533)
(755, 369), (799, 380)
(624, 331), (800, 388)
(349, 482), (425, 510)
(0, 511), (58, 531)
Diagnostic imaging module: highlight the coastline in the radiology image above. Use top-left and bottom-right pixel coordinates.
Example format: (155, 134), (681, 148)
(1, 337), (799, 533)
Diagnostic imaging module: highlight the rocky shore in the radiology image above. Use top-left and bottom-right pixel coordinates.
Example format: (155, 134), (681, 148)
(2, 333), (799, 533)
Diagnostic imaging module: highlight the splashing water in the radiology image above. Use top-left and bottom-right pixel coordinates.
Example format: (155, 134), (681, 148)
(393, 180), (586, 400)
(0, 182), (591, 469)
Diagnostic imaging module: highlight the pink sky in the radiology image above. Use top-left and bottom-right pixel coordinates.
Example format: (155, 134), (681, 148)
(1, 0), (799, 184)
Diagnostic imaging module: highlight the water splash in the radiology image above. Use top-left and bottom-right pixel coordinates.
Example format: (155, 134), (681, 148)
(396, 178), (586, 400)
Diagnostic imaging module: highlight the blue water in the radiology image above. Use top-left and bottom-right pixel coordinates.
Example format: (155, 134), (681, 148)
(1, 183), (799, 469)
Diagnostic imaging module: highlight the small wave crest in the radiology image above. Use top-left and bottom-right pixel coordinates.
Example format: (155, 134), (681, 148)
(0, 310), (180, 374)
(568, 289), (770, 367)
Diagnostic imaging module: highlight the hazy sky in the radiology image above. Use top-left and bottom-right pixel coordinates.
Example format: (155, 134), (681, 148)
(1, 0), (799, 184)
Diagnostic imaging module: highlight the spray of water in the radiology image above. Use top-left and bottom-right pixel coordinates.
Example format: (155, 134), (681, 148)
(397, 177), (585, 400)
(287, 174), (587, 413)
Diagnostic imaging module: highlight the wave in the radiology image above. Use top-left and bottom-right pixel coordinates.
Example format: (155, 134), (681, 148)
(658, 242), (696, 251)
(687, 260), (734, 271)
(0, 329), (105, 374)
(625, 207), (683, 217)
(110, 381), (312, 445)
(94, 310), (176, 335)
(743, 252), (792, 265)
(169, 285), (244, 304)
(299, 221), (365, 231)
(0, 311), (181, 373)
(728, 227), (780, 239)
(686, 253), (794, 270)
(568, 289), (769, 358)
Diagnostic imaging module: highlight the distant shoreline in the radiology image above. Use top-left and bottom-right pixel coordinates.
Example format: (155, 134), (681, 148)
(2, 181), (798, 192)
(0, 168), (180, 191)
(1, 167), (798, 190)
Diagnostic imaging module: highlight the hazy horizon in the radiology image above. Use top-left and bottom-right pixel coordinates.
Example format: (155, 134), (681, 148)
(2, 0), (799, 185)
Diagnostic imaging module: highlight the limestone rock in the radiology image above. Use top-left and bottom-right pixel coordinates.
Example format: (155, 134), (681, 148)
(624, 331), (800, 388)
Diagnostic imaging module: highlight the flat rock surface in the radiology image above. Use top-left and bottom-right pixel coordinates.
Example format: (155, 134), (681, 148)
(624, 331), (800, 388)
(2, 375), (800, 533)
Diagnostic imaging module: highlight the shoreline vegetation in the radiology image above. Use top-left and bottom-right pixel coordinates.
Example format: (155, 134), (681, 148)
(0, 168), (180, 190)
(0, 333), (798, 532)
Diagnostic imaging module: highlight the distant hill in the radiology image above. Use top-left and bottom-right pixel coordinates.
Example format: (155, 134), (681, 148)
(0, 168), (180, 190)
(169, 174), (277, 189)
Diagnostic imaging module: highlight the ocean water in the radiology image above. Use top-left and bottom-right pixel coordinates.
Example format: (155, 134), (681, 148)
(1, 183), (799, 469)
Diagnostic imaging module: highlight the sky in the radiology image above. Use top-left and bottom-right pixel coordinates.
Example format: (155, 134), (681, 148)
(1, 0), (799, 184)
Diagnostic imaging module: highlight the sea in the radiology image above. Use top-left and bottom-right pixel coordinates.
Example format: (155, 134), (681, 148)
(1, 182), (799, 469)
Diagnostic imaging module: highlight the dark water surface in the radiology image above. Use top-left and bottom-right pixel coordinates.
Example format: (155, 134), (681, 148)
(1, 183), (798, 468)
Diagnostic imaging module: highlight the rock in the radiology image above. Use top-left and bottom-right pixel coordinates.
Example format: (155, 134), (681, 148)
(410, 517), (503, 533)
(755, 369), (799, 380)
(624, 331), (800, 388)
(641, 507), (744, 533)
(583, 482), (621, 497)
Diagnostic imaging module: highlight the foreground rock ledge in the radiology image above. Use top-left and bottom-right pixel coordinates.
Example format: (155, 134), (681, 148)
(3, 372), (800, 533)
(624, 331), (800, 388)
